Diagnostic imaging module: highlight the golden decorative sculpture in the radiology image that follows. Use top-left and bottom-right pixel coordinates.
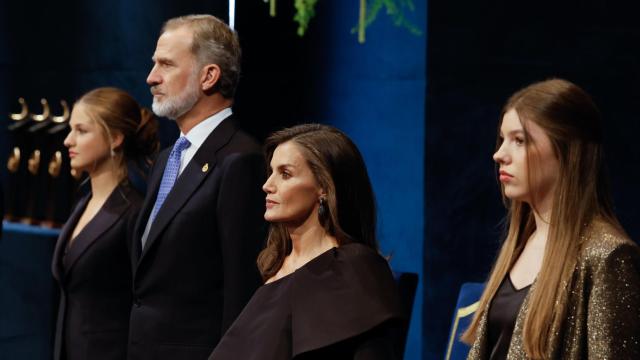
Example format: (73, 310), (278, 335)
(7, 147), (21, 173)
(70, 168), (83, 180)
(10, 98), (29, 121)
(52, 100), (70, 123)
(28, 149), (41, 175)
(31, 98), (50, 122)
(48, 151), (62, 177)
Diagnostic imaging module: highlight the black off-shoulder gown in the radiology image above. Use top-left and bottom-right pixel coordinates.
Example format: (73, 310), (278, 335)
(208, 243), (405, 360)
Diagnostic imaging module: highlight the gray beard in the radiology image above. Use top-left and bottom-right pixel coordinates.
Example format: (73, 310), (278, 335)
(152, 77), (201, 120)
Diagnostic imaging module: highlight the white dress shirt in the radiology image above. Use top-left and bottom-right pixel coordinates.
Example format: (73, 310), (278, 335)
(179, 107), (232, 174)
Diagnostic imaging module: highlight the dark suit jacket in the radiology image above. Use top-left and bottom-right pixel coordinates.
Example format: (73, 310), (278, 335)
(128, 117), (266, 360)
(52, 183), (142, 360)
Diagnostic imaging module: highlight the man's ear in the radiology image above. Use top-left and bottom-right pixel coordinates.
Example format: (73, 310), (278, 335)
(201, 64), (222, 91)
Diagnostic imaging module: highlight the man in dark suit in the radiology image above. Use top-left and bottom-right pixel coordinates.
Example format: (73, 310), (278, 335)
(128, 15), (266, 360)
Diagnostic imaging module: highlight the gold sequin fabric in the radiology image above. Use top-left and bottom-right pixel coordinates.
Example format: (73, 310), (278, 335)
(467, 221), (640, 359)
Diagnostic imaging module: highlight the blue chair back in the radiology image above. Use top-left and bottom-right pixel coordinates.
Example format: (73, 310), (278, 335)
(445, 282), (485, 360)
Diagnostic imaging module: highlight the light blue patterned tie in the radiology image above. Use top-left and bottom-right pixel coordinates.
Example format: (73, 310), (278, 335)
(148, 136), (191, 223)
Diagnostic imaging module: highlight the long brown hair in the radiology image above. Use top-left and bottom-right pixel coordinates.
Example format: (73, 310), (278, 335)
(461, 78), (622, 358)
(256, 124), (379, 280)
(77, 87), (159, 180)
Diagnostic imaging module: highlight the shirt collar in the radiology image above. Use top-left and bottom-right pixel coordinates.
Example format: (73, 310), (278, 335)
(181, 107), (233, 149)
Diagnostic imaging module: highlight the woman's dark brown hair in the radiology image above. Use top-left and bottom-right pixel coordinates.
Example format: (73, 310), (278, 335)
(257, 124), (378, 280)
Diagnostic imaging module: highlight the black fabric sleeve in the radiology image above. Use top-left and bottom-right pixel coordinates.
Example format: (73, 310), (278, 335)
(296, 322), (404, 360)
(352, 323), (403, 360)
(291, 244), (405, 357)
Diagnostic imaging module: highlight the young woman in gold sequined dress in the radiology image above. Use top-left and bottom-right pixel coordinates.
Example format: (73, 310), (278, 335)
(462, 79), (640, 359)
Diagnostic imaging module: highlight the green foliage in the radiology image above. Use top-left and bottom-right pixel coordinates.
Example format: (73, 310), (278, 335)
(267, 0), (422, 41)
(353, 0), (423, 38)
(293, 0), (319, 36)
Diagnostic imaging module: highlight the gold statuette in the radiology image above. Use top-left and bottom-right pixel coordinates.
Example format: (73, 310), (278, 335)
(9, 98), (29, 121)
(30, 99), (50, 122)
(28, 149), (41, 175)
(70, 168), (83, 180)
(7, 147), (21, 173)
(52, 100), (70, 123)
(48, 151), (62, 177)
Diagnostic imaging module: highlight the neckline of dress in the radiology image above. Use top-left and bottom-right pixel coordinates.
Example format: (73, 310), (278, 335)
(507, 274), (533, 292)
(264, 246), (339, 287)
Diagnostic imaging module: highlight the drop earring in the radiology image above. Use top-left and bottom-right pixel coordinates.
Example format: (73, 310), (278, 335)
(318, 197), (327, 218)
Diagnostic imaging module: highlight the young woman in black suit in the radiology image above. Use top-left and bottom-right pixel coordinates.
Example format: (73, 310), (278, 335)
(209, 124), (405, 360)
(51, 87), (159, 360)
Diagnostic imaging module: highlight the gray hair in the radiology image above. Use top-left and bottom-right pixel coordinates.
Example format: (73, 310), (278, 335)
(162, 14), (241, 99)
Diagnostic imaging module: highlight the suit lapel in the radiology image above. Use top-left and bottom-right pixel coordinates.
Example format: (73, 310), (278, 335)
(52, 193), (90, 283)
(132, 149), (170, 264)
(138, 117), (239, 263)
(63, 185), (132, 275)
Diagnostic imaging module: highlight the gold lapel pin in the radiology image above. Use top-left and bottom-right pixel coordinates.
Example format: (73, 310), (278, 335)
(202, 163), (209, 172)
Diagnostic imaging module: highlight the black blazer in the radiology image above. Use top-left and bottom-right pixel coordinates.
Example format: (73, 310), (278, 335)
(52, 183), (142, 360)
(128, 117), (267, 360)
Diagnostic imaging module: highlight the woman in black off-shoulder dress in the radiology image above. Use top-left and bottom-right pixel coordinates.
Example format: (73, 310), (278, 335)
(209, 124), (405, 360)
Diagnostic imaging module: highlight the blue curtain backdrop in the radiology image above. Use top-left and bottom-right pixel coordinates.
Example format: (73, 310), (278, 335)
(290, 2), (427, 359)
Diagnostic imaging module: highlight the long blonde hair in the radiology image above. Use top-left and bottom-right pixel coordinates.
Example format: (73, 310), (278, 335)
(461, 79), (622, 358)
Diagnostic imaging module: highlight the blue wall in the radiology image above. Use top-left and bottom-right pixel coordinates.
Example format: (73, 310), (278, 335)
(300, 2), (426, 359)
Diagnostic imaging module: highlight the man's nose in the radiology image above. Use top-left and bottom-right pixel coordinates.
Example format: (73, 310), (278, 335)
(147, 65), (161, 86)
